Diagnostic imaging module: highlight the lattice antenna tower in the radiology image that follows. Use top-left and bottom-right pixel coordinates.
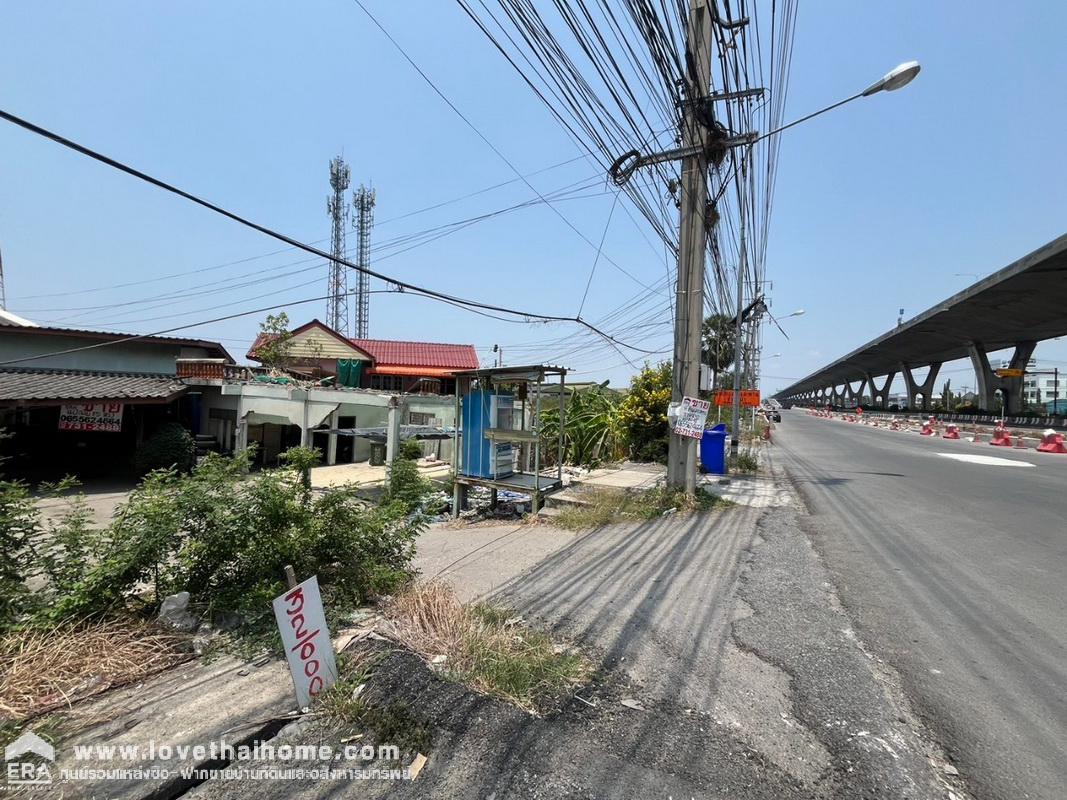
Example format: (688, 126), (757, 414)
(326, 156), (351, 335)
(352, 184), (376, 339)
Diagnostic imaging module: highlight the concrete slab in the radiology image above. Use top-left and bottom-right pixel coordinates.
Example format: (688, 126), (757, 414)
(413, 521), (580, 602)
(48, 655), (296, 799)
(571, 462), (665, 490)
(701, 472), (795, 508)
(310, 459), (450, 489)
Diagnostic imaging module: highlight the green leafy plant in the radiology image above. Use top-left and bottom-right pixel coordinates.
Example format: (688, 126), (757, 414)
(253, 312), (294, 371)
(279, 445), (321, 505)
(539, 387), (622, 468)
(381, 456), (431, 514)
(134, 423), (195, 476)
(22, 446), (425, 629)
(398, 438), (424, 461)
(617, 362), (673, 463)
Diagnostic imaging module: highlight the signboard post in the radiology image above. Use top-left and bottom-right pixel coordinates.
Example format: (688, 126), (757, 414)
(272, 574), (338, 709)
(674, 395), (711, 439)
(58, 402), (124, 432)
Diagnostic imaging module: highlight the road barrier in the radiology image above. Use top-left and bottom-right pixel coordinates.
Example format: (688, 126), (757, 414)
(920, 416), (936, 436)
(1037, 430), (1067, 454)
(990, 421), (1013, 447)
(944, 424), (961, 440)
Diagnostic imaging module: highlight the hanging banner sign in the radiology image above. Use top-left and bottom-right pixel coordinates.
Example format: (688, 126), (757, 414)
(58, 402), (124, 432)
(272, 575), (338, 709)
(713, 390), (761, 407)
(674, 395), (711, 439)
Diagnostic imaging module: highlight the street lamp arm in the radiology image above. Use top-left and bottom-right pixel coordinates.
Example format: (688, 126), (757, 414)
(754, 91), (864, 143)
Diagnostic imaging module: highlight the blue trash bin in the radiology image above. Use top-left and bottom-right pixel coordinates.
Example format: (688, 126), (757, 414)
(699, 424), (728, 474)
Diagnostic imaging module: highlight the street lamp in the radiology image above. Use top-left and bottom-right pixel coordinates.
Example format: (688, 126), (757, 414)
(754, 61), (921, 143)
(615, 59), (921, 488)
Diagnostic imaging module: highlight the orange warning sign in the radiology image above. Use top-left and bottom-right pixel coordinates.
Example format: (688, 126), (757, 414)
(714, 390), (761, 407)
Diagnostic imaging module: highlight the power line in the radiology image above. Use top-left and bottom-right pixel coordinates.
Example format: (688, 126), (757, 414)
(351, 0), (663, 296)
(0, 106), (658, 355)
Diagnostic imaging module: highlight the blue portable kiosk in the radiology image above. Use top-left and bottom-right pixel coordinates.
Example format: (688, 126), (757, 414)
(461, 388), (515, 479)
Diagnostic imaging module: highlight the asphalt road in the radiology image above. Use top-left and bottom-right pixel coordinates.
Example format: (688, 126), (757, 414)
(775, 412), (1067, 800)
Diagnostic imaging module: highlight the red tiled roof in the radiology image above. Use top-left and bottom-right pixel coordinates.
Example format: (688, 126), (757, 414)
(350, 339), (479, 370)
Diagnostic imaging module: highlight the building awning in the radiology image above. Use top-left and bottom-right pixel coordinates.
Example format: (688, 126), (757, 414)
(241, 398), (339, 429)
(314, 425), (455, 442)
(365, 366), (457, 378)
(0, 368), (188, 406)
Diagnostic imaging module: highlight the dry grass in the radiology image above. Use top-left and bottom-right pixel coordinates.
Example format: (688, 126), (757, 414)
(384, 582), (589, 712)
(552, 485), (728, 531)
(0, 619), (191, 722)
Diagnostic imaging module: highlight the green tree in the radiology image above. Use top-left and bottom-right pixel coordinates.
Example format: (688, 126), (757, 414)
(255, 312), (294, 371)
(617, 362), (672, 463)
(701, 314), (737, 392)
(940, 379), (953, 411)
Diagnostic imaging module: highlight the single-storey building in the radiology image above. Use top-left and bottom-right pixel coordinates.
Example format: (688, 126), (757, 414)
(0, 322), (234, 479)
(245, 319), (479, 396)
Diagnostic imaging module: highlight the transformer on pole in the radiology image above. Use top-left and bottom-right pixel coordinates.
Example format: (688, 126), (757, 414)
(352, 185), (375, 339)
(326, 156), (351, 335)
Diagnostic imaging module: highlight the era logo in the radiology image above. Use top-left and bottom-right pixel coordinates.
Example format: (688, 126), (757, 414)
(4, 731), (54, 786)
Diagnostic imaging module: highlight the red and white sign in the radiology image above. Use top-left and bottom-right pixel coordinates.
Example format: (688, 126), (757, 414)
(58, 402), (124, 432)
(674, 395), (711, 439)
(272, 575), (338, 709)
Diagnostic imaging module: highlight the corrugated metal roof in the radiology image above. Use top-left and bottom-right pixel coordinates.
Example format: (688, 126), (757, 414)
(0, 368), (188, 402)
(0, 324), (234, 363)
(350, 339), (479, 370)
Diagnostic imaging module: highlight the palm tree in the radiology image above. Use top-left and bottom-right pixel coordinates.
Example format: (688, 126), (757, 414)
(701, 314), (737, 391)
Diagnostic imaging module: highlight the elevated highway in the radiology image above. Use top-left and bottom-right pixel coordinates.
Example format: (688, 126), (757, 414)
(775, 232), (1067, 413)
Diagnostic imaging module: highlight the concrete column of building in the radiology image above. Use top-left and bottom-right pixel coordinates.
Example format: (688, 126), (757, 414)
(234, 398), (248, 454)
(900, 362), (942, 410)
(385, 396), (403, 464)
(326, 409), (340, 466)
(968, 341), (1036, 415)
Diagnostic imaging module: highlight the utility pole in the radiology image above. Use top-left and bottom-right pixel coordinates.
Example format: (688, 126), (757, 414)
(665, 0), (714, 493)
(730, 177), (748, 465)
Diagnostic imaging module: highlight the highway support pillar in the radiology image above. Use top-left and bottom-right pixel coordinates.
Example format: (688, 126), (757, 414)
(866, 371), (896, 409)
(968, 341), (1035, 415)
(900, 362), (942, 410)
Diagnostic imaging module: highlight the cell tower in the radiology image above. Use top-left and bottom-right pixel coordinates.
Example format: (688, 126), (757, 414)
(326, 156), (351, 335)
(352, 184), (376, 339)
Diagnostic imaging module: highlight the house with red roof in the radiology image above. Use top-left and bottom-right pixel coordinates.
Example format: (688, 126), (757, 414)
(246, 319), (478, 396)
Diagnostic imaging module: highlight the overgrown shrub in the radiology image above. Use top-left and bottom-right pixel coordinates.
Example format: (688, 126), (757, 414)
(399, 438), (424, 461)
(381, 456), (431, 514)
(617, 362), (672, 463)
(0, 470), (99, 630)
(9, 447), (427, 630)
(134, 423), (195, 475)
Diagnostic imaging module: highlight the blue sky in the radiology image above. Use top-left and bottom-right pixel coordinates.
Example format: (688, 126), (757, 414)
(2, 1), (1065, 394)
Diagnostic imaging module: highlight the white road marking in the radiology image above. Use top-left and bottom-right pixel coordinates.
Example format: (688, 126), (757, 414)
(935, 453), (1035, 468)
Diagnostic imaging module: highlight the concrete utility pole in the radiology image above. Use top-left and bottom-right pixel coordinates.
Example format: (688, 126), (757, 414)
(665, 0), (713, 493)
(730, 179), (748, 465)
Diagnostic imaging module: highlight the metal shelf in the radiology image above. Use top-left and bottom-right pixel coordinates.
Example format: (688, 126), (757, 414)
(483, 428), (539, 443)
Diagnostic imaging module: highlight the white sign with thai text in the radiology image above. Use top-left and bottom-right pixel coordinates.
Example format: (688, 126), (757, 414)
(272, 575), (338, 709)
(58, 402), (124, 432)
(674, 395), (711, 439)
